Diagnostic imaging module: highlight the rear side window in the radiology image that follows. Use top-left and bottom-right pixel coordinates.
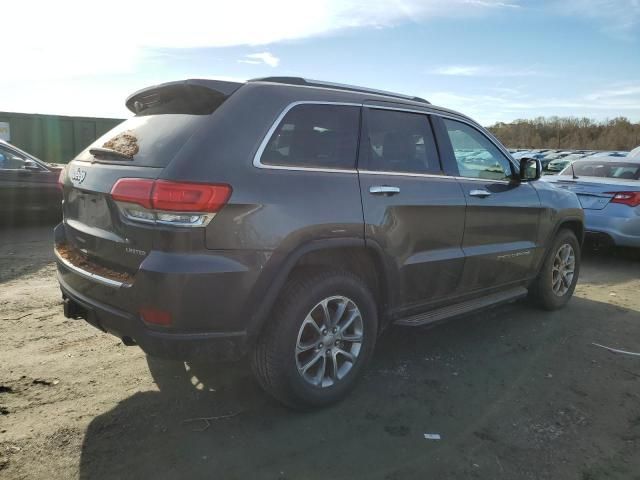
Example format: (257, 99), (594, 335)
(364, 108), (439, 174)
(260, 104), (360, 170)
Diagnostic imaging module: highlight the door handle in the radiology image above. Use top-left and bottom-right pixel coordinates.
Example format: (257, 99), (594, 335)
(469, 189), (491, 198)
(369, 185), (400, 196)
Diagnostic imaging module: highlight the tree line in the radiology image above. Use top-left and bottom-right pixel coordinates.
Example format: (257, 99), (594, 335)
(487, 117), (640, 151)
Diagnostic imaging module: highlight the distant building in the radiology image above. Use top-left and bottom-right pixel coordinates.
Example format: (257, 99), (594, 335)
(0, 111), (123, 164)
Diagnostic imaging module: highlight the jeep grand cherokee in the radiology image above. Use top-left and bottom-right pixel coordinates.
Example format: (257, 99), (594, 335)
(55, 77), (584, 409)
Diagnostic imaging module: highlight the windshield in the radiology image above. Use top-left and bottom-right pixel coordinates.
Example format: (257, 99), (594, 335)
(561, 160), (640, 179)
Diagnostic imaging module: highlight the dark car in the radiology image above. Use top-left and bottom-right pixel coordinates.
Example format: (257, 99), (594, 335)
(0, 140), (62, 220)
(55, 77), (584, 409)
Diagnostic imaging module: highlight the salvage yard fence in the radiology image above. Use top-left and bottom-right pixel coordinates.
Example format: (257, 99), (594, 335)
(0, 111), (124, 164)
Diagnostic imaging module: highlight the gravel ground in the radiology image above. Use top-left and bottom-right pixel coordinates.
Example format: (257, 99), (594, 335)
(1, 223), (639, 480)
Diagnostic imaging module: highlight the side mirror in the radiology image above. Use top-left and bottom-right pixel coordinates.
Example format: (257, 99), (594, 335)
(22, 159), (41, 171)
(520, 157), (541, 181)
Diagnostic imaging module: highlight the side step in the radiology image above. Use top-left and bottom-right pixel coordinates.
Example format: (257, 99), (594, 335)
(395, 287), (528, 327)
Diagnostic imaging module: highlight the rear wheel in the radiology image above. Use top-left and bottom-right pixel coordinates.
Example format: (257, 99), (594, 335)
(250, 269), (378, 409)
(529, 229), (580, 310)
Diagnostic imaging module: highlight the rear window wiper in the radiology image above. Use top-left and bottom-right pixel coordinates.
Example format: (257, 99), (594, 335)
(89, 147), (134, 161)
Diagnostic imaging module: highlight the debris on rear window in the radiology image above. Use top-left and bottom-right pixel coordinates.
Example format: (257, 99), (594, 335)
(102, 131), (139, 158)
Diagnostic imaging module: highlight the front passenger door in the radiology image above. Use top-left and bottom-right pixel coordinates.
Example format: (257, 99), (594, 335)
(434, 117), (542, 292)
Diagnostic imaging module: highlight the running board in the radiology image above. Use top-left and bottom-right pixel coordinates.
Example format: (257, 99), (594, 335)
(394, 287), (528, 327)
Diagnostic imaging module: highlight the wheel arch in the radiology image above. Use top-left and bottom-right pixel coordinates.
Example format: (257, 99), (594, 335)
(534, 215), (584, 276)
(245, 238), (396, 343)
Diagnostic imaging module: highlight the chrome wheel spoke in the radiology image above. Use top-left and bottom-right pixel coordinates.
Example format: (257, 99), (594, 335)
(313, 356), (327, 386)
(300, 350), (323, 374)
(330, 351), (339, 381)
(319, 300), (331, 329)
(296, 341), (317, 353)
(335, 348), (355, 363)
(332, 298), (348, 327)
(301, 315), (322, 336)
(338, 309), (360, 332)
(341, 332), (363, 343)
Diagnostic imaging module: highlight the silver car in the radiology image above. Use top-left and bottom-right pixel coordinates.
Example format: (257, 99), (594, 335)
(543, 157), (640, 247)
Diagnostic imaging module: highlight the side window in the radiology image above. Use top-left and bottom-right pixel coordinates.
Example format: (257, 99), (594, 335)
(0, 146), (26, 170)
(443, 118), (513, 181)
(365, 108), (439, 174)
(260, 104), (360, 170)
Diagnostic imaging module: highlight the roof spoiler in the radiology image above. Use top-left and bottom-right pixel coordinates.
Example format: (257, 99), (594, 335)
(125, 79), (244, 114)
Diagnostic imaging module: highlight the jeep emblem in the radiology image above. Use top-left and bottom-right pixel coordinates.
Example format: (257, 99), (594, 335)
(71, 167), (87, 185)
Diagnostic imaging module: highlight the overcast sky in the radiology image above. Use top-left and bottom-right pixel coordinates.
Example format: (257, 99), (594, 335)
(2, 0), (640, 125)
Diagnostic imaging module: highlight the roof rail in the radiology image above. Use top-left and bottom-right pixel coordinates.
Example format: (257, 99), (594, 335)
(249, 76), (430, 104)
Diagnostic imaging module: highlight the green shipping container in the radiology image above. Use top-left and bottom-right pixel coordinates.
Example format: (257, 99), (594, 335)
(0, 111), (124, 164)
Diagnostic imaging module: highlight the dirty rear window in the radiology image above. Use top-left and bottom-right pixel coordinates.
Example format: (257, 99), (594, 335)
(78, 85), (232, 167)
(82, 115), (210, 168)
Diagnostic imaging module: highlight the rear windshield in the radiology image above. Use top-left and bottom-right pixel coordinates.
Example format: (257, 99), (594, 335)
(79, 84), (231, 168)
(81, 114), (211, 168)
(564, 161), (640, 180)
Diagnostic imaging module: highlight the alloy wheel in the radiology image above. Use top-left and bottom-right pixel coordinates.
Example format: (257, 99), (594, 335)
(295, 296), (364, 388)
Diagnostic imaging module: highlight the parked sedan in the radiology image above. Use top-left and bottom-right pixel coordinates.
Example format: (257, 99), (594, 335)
(0, 140), (63, 220)
(542, 157), (640, 247)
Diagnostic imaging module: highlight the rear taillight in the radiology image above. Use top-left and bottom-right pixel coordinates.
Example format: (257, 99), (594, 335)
(111, 178), (232, 227)
(606, 191), (640, 208)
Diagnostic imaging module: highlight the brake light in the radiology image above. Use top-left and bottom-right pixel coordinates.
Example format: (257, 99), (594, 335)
(152, 180), (231, 212)
(606, 191), (640, 207)
(111, 178), (154, 209)
(110, 178), (232, 226)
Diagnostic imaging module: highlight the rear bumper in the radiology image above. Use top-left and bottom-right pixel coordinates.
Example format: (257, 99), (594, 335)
(585, 208), (640, 248)
(59, 274), (247, 361)
(53, 222), (270, 332)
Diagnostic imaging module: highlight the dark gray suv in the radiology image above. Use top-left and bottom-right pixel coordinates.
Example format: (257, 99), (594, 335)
(55, 77), (584, 409)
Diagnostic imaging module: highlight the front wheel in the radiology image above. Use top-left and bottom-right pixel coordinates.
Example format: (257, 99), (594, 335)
(250, 269), (378, 409)
(529, 229), (581, 310)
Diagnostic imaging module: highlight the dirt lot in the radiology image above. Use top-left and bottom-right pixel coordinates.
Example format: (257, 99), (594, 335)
(1, 223), (639, 480)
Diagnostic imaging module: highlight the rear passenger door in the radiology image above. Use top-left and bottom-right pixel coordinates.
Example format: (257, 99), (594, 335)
(433, 116), (542, 291)
(358, 105), (467, 313)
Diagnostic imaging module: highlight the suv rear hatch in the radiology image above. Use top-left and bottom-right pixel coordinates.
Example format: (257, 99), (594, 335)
(59, 80), (241, 279)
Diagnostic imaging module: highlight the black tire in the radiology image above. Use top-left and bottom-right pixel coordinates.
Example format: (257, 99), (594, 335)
(529, 229), (581, 310)
(250, 268), (378, 410)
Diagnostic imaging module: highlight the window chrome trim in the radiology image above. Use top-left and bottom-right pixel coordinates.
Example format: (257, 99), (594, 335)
(252, 100), (516, 181)
(358, 170), (455, 180)
(252, 100), (361, 174)
(358, 169), (511, 184)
